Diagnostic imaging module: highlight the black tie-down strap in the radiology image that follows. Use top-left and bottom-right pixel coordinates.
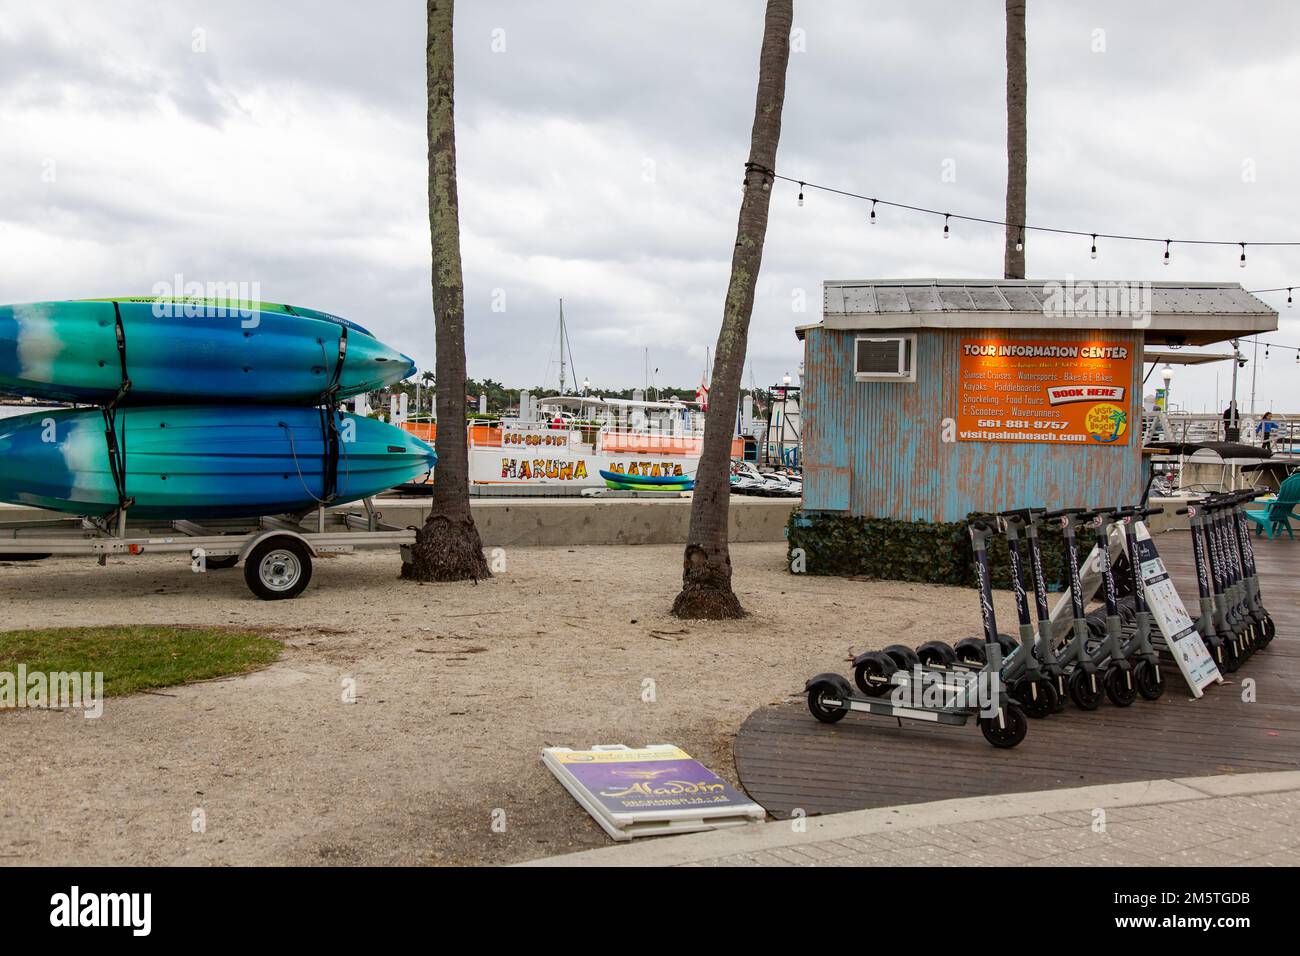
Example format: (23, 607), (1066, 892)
(101, 301), (135, 518)
(313, 327), (349, 504)
(319, 403), (342, 504)
(318, 326), (349, 404)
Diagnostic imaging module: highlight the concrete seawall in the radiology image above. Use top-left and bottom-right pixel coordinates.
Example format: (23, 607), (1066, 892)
(0, 497), (798, 548)
(386, 496), (797, 546)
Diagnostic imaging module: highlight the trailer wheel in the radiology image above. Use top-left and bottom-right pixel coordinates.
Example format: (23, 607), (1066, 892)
(244, 537), (313, 600)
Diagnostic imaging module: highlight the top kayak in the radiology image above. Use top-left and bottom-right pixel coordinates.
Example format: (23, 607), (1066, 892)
(0, 298), (416, 405)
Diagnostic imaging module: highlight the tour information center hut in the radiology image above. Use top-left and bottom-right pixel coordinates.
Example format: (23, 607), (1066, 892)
(796, 280), (1277, 523)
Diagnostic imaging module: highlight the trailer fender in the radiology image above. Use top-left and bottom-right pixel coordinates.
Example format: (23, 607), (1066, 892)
(237, 530), (319, 563)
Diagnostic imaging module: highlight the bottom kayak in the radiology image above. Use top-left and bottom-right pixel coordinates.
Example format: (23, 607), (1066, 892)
(605, 479), (695, 492)
(0, 406), (434, 519)
(598, 468), (693, 486)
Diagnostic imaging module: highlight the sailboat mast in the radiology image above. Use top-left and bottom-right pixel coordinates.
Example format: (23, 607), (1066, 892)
(558, 298), (566, 395)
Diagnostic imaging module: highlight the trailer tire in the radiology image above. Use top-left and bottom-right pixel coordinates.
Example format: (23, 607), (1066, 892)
(244, 537), (313, 600)
(206, 555), (240, 571)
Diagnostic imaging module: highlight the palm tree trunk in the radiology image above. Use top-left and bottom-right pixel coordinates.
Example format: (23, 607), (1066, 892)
(1004, 0), (1027, 280)
(403, 0), (491, 583)
(672, 0), (792, 619)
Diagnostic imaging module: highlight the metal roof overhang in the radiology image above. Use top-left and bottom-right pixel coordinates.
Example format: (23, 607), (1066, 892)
(1141, 349), (1233, 366)
(801, 280), (1279, 347)
(816, 311), (1272, 346)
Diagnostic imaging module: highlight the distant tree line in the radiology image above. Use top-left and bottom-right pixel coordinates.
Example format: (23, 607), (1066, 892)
(372, 376), (776, 419)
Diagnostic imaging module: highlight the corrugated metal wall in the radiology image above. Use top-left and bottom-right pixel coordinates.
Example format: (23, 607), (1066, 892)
(803, 327), (1144, 521)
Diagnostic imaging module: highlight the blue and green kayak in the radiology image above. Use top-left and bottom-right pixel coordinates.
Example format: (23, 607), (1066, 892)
(0, 406), (435, 519)
(0, 298), (415, 405)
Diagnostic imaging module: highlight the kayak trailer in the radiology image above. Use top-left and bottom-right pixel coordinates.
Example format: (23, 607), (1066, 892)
(0, 499), (415, 600)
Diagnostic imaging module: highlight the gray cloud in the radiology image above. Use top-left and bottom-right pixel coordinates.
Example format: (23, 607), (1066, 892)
(1, 0), (1297, 409)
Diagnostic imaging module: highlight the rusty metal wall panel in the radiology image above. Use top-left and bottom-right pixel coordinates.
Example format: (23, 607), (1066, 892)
(801, 328), (852, 510)
(807, 327), (1145, 522)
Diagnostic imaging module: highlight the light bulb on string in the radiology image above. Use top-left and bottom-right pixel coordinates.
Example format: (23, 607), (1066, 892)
(1090, 235), (1097, 260)
(1288, 288), (1293, 307)
(1239, 243), (1247, 268)
(943, 214), (950, 239)
(1163, 240), (1171, 266)
(1265, 344), (1270, 359)
(869, 199), (876, 224)
(1015, 226), (1024, 253)
(797, 183), (804, 207)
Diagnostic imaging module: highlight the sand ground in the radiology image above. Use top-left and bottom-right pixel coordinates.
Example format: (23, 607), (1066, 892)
(0, 543), (1019, 866)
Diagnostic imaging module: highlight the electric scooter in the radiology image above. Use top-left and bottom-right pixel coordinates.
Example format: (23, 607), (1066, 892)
(1226, 491), (1275, 647)
(1112, 507), (1166, 700)
(868, 508), (1060, 718)
(805, 518), (1030, 748)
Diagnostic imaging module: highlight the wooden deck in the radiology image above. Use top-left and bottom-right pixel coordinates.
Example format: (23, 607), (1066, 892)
(734, 530), (1300, 817)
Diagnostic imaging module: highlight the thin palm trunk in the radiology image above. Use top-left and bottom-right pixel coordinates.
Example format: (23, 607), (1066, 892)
(672, 0), (793, 619)
(404, 0), (491, 582)
(1004, 0), (1027, 279)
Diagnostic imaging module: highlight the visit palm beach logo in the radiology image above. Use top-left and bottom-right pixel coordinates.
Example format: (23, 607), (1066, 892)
(1086, 402), (1128, 443)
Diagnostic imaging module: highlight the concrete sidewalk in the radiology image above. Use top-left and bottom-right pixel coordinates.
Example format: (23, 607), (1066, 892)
(524, 771), (1300, 867)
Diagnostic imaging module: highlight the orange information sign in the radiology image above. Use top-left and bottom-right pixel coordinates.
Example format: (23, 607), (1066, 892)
(957, 339), (1134, 444)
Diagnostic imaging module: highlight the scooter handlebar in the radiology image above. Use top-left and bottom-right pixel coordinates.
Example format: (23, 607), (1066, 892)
(1043, 506), (1089, 519)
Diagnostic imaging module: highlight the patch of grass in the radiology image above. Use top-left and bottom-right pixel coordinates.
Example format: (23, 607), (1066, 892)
(0, 626), (282, 698)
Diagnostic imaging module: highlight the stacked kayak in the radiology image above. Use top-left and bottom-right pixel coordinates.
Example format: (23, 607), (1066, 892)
(0, 298), (431, 519)
(0, 299), (414, 404)
(599, 469), (695, 492)
(0, 406), (433, 519)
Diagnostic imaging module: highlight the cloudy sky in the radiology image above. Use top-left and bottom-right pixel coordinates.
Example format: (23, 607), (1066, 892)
(2, 0), (1298, 412)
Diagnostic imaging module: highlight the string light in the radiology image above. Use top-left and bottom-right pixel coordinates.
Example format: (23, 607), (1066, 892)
(1015, 225), (1024, 252)
(1090, 234), (1097, 260)
(1239, 335), (1300, 358)
(768, 172), (1300, 264)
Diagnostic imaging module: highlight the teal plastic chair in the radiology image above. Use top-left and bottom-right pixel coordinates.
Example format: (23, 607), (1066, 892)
(1246, 473), (1300, 539)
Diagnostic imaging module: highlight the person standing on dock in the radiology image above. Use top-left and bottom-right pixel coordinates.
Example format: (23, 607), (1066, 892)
(1256, 412), (1278, 451)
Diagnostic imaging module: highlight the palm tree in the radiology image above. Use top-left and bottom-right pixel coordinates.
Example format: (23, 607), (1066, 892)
(1004, 0), (1027, 280)
(403, 0), (491, 583)
(672, 0), (793, 619)
(420, 370), (435, 414)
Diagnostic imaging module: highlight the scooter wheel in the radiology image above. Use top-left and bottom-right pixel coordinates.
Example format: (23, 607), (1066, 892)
(917, 640), (958, 667)
(1011, 677), (1058, 719)
(979, 703), (1028, 748)
(1221, 638), (1241, 673)
(1134, 659), (1165, 701)
(806, 681), (849, 724)
(1068, 668), (1104, 710)
(1104, 664), (1137, 707)
(882, 643), (921, 671)
(1053, 675), (1069, 712)
(853, 652), (898, 697)
(996, 633), (1018, 657)
(1263, 615), (1276, 645)
(953, 637), (987, 665)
